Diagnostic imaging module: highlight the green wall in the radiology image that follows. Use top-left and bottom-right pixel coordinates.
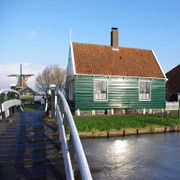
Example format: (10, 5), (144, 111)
(75, 75), (166, 111)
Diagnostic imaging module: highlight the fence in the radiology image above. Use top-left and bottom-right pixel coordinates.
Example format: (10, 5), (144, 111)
(0, 89), (22, 120)
(166, 101), (179, 110)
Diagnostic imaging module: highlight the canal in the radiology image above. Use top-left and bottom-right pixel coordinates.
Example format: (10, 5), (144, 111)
(82, 132), (180, 180)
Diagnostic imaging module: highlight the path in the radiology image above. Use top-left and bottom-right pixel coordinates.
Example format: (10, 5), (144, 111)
(0, 109), (65, 180)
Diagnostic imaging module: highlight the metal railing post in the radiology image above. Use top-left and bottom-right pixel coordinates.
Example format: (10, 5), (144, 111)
(12, 92), (17, 113)
(10, 84), (16, 114)
(69, 134), (76, 168)
(0, 93), (5, 120)
(56, 90), (92, 180)
(8, 92), (12, 116)
(50, 84), (56, 119)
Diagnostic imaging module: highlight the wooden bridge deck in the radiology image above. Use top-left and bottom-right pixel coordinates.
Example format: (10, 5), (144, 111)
(0, 109), (65, 180)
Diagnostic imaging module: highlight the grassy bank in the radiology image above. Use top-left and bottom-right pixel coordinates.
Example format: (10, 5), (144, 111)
(74, 112), (180, 132)
(24, 103), (41, 112)
(20, 96), (34, 104)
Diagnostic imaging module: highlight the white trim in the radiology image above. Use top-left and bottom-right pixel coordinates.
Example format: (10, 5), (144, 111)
(93, 79), (108, 102)
(70, 41), (76, 75)
(138, 80), (151, 101)
(151, 50), (167, 79)
(76, 73), (166, 80)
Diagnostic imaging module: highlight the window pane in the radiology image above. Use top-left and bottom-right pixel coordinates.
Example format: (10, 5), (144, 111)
(139, 81), (150, 100)
(94, 80), (107, 100)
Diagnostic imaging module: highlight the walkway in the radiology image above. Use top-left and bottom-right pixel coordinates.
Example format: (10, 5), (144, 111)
(0, 109), (65, 180)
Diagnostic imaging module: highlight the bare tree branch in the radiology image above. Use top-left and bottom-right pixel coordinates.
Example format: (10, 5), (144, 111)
(36, 65), (66, 94)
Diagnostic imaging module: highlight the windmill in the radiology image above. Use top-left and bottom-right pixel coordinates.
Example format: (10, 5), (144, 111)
(8, 64), (34, 90)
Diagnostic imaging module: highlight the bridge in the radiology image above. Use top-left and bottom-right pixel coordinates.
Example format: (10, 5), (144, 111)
(0, 88), (92, 180)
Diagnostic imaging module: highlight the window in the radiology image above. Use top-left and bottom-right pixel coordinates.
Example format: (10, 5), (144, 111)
(69, 80), (74, 101)
(139, 81), (151, 101)
(94, 79), (108, 101)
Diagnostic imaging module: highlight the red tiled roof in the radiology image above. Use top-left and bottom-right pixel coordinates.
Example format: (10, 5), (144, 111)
(166, 64), (180, 93)
(73, 42), (165, 78)
(17, 87), (26, 92)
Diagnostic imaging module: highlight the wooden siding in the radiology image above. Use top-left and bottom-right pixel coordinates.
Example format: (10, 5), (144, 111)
(75, 75), (166, 110)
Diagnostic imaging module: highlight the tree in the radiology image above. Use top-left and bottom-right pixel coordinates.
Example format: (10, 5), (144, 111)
(36, 65), (66, 94)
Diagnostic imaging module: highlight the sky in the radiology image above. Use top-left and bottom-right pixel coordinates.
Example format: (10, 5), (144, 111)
(0, 0), (180, 89)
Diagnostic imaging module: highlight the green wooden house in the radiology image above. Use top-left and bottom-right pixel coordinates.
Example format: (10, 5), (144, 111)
(66, 28), (166, 115)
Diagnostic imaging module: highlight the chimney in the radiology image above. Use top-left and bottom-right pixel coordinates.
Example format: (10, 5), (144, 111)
(111, 27), (119, 50)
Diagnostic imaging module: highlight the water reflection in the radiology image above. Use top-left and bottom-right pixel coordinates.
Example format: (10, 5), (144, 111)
(82, 133), (180, 180)
(112, 140), (128, 154)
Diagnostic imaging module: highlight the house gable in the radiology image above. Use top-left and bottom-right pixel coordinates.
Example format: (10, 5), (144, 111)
(18, 87), (36, 95)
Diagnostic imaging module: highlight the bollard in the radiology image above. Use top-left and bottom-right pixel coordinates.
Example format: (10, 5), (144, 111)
(50, 84), (56, 119)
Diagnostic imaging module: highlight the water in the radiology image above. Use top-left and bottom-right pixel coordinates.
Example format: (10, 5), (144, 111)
(82, 133), (180, 180)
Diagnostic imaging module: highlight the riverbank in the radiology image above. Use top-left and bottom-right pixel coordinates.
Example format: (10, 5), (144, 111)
(74, 112), (180, 138)
(78, 126), (180, 138)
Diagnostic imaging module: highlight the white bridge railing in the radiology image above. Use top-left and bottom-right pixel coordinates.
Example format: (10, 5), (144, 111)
(0, 89), (23, 120)
(55, 90), (92, 180)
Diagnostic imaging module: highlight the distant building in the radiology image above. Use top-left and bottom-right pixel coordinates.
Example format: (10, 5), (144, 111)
(166, 64), (180, 101)
(18, 87), (37, 96)
(66, 28), (166, 115)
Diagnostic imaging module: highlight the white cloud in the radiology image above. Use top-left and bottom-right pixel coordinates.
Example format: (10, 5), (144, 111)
(0, 63), (45, 90)
(28, 30), (37, 38)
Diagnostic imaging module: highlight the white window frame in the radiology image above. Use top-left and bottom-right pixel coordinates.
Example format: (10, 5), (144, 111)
(139, 80), (151, 101)
(94, 79), (108, 101)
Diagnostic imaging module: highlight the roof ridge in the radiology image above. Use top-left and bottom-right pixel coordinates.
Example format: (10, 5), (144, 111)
(166, 64), (180, 74)
(72, 42), (151, 51)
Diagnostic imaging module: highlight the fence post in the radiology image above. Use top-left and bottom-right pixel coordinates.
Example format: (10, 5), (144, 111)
(50, 84), (56, 119)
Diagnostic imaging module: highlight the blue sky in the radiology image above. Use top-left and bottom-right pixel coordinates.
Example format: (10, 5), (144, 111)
(0, 0), (180, 88)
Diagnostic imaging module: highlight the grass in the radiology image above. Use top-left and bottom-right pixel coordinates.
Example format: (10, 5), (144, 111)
(24, 103), (41, 112)
(20, 96), (34, 100)
(74, 112), (180, 132)
(20, 96), (34, 104)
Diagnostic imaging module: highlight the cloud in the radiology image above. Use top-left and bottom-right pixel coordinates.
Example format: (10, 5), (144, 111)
(0, 63), (45, 90)
(28, 30), (37, 38)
